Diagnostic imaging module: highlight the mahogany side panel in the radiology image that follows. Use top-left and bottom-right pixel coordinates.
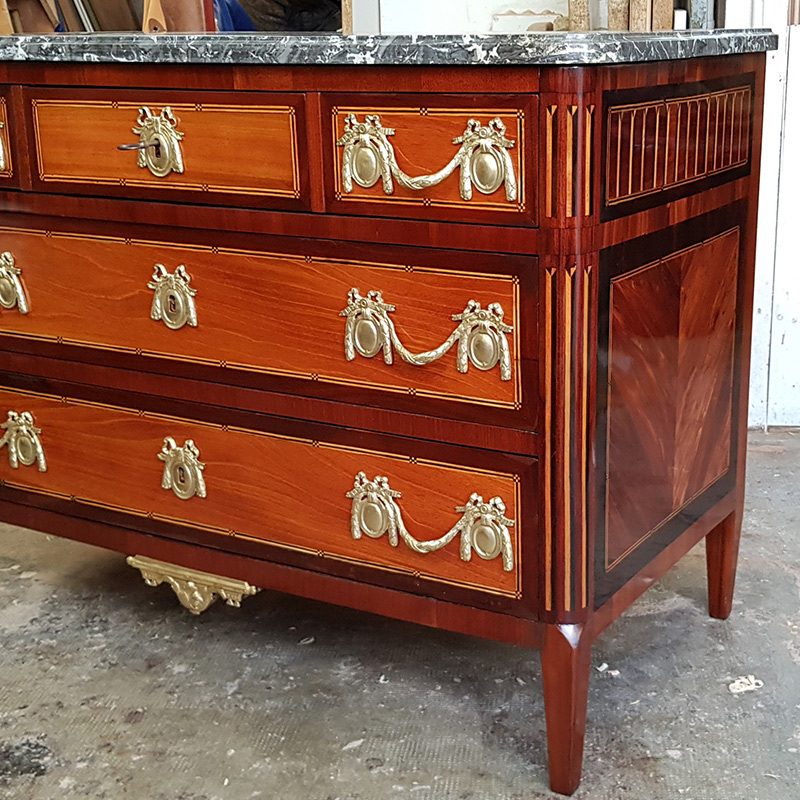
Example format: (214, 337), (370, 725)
(595, 203), (747, 606)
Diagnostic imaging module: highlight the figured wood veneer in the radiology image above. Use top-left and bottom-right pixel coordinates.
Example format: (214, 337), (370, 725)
(605, 229), (739, 568)
(0, 96), (11, 179)
(0, 50), (769, 796)
(0, 386), (524, 597)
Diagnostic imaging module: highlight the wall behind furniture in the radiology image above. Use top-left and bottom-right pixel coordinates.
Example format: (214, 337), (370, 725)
(727, 0), (798, 427)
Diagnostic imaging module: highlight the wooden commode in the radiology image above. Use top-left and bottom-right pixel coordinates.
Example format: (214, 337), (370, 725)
(0, 30), (777, 794)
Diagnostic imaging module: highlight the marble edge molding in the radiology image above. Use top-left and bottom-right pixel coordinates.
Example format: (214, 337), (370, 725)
(0, 29), (778, 67)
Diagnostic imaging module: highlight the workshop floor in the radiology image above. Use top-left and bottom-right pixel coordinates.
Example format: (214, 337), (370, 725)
(0, 430), (798, 800)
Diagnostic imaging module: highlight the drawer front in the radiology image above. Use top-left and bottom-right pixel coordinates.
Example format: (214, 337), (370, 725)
(0, 386), (528, 599)
(26, 89), (307, 210)
(324, 94), (536, 226)
(0, 224), (534, 425)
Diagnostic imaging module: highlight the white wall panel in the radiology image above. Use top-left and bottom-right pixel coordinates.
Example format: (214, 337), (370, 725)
(768, 26), (800, 425)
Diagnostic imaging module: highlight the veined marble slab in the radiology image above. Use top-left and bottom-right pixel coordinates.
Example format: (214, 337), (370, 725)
(0, 29), (777, 67)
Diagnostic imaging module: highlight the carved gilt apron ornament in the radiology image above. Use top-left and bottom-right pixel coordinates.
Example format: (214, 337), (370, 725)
(340, 288), (513, 380)
(131, 106), (185, 178)
(0, 252), (29, 314)
(148, 264), (197, 330)
(337, 114), (518, 202)
(0, 410), (47, 472)
(346, 472), (515, 571)
(126, 555), (259, 615)
(158, 437), (206, 500)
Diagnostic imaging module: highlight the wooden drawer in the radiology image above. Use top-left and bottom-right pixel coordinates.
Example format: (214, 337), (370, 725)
(25, 88), (308, 211)
(0, 385), (533, 601)
(323, 94), (537, 226)
(0, 222), (537, 430)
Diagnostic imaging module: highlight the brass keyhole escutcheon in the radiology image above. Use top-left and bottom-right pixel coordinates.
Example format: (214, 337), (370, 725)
(158, 437), (206, 501)
(128, 107), (185, 179)
(148, 265), (197, 331)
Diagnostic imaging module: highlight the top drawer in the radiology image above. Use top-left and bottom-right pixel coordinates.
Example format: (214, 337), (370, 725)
(24, 88), (308, 211)
(322, 93), (537, 226)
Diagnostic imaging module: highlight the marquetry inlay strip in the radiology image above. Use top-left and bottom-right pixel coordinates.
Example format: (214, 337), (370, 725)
(543, 262), (592, 615)
(0, 97), (12, 178)
(544, 101), (595, 221)
(606, 85), (751, 206)
(545, 105), (558, 219)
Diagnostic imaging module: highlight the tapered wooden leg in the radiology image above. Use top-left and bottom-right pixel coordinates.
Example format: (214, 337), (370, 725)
(541, 623), (592, 796)
(706, 510), (742, 620)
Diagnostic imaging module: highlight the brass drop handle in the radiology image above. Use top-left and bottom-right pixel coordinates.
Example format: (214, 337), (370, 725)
(0, 410), (47, 472)
(0, 252), (29, 314)
(340, 288), (513, 380)
(158, 437), (206, 500)
(337, 114), (518, 202)
(347, 472), (515, 571)
(122, 105), (185, 178)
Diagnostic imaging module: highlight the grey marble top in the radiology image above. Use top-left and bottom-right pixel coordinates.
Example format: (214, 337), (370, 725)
(0, 29), (777, 67)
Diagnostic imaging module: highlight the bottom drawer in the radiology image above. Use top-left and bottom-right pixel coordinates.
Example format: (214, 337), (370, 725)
(0, 386), (529, 600)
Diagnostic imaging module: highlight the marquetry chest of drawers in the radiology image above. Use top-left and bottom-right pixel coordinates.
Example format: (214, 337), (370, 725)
(0, 32), (775, 795)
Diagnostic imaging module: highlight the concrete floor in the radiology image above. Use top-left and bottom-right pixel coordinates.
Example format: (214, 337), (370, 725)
(0, 430), (798, 800)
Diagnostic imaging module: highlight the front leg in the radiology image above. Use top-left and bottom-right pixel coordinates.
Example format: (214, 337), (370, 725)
(541, 623), (592, 795)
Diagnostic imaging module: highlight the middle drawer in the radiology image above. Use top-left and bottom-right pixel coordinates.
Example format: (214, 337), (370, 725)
(0, 222), (537, 430)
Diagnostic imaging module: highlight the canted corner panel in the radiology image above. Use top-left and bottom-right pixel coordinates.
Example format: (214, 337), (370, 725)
(544, 102), (596, 222)
(0, 386), (524, 600)
(332, 107), (526, 214)
(542, 259), (594, 617)
(604, 228), (740, 571)
(31, 99), (301, 199)
(606, 85), (751, 207)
